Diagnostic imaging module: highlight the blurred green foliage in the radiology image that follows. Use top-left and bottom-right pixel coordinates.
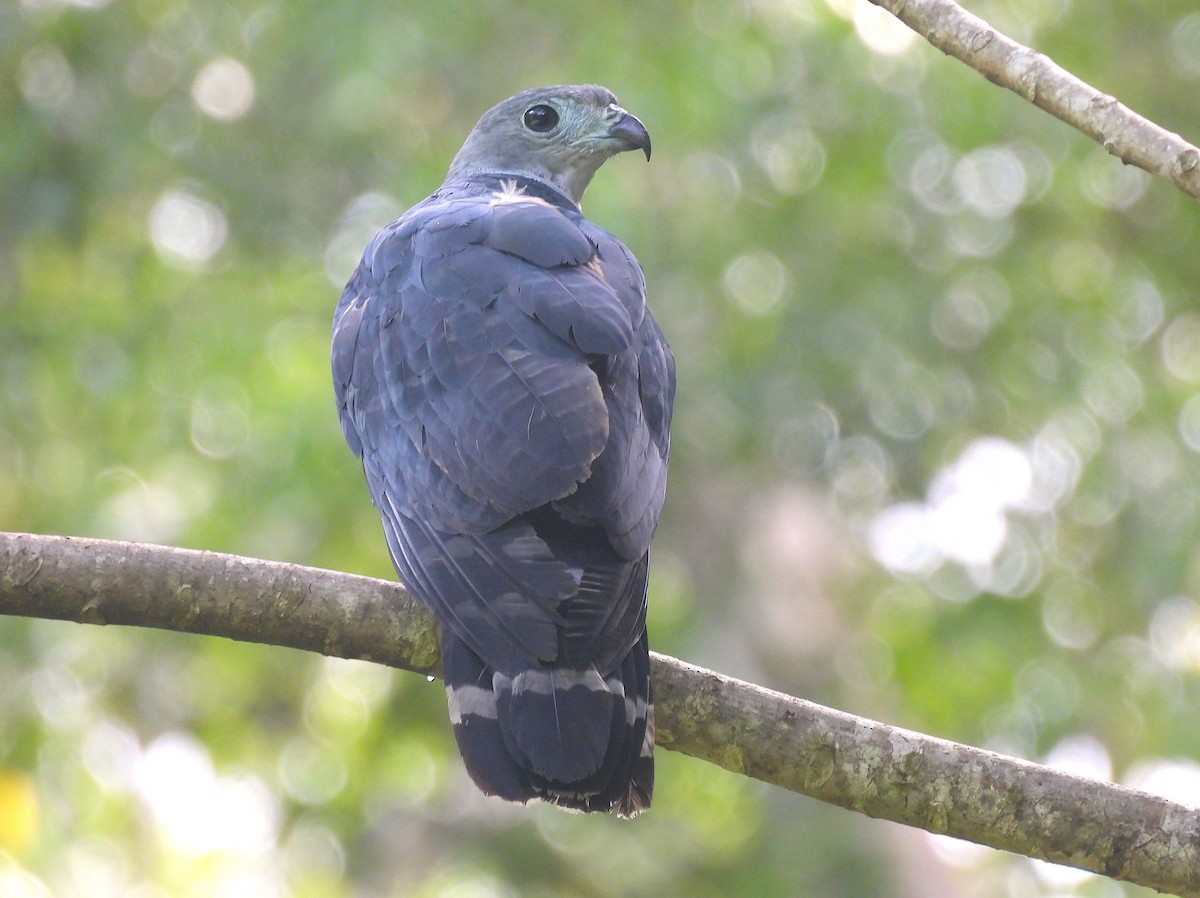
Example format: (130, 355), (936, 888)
(2, 0), (1200, 895)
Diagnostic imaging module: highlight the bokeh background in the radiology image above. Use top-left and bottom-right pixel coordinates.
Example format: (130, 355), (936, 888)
(4, 0), (1200, 895)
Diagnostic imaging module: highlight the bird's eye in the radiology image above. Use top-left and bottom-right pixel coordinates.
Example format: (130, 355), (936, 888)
(522, 104), (559, 133)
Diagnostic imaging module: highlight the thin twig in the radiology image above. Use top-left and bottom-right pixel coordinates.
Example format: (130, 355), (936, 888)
(869, 0), (1200, 199)
(1, 532), (1197, 894)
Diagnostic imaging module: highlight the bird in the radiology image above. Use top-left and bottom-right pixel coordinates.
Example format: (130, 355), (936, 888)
(331, 85), (674, 817)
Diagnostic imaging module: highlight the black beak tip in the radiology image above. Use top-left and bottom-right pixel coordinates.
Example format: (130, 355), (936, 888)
(611, 112), (652, 162)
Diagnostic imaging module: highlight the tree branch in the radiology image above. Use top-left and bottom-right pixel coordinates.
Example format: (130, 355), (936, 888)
(868, 0), (1200, 200)
(1, 532), (1197, 896)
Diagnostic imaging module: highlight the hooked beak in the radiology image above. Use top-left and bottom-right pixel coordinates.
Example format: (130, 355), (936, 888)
(607, 110), (652, 161)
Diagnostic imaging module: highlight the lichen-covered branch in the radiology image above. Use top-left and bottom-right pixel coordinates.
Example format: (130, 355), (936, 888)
(0, 531), (442, 675)
(654, 659), (1200, 897)
(868, 0), (1200, 200)
(1, 532), (1198, 896)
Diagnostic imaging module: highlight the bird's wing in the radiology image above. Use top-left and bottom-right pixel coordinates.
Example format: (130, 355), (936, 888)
(551, 223), (675, 560)
(332, 178), (670, 669)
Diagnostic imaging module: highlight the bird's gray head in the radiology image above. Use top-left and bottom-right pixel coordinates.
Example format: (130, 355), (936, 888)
(445, 84), (651, 205)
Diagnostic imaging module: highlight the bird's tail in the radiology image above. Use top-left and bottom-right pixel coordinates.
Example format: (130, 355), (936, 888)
(442, 630), (653, 817)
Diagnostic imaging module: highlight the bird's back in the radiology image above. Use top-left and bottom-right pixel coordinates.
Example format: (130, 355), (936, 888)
(333, 172), (673, 816)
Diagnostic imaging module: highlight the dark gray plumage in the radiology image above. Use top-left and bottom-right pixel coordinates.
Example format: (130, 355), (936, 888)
(332, 85), (673, 816)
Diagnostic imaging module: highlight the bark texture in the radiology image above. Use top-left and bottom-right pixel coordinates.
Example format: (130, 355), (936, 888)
(869, 0), (1200, 200)
(2, 532), (1199, 894)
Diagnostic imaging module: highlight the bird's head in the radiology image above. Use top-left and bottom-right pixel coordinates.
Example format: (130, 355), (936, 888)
(446, 84), (651, 205)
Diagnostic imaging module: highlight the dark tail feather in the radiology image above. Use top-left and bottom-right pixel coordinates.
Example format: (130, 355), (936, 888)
(441, 630), (654, 817)
(611, 630), (654, 817)
(442, 631), (531, 802)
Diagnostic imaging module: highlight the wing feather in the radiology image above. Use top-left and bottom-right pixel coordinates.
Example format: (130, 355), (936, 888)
(332, 172), (674, 738)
